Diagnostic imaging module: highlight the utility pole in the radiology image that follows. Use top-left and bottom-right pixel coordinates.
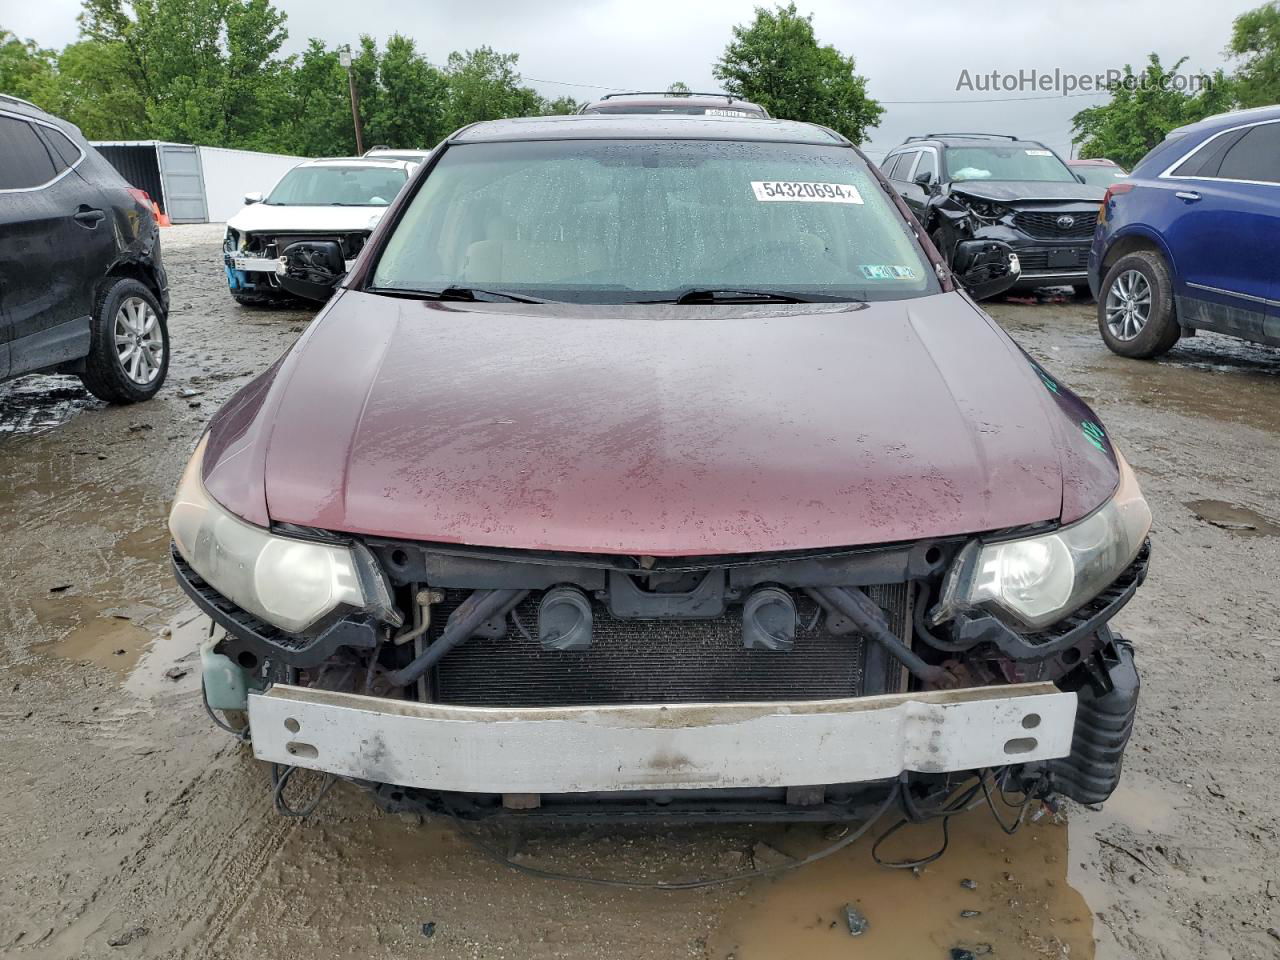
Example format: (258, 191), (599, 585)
(339, 46), (365, 155)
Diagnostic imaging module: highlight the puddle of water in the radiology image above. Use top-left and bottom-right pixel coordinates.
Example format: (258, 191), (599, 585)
(1185, 499), (1280, 537)
(711, 805), (1093, 960)
(123, 608), (208, 700)
(0, 375), (101, 436)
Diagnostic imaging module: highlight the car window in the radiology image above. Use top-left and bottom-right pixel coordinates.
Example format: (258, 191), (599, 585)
(945, 146), (1076, 182)
(266, 165), (407, 206)
(0, 116), (59, 190)
(880, 153), (902, 177)
(35, 125), (83, 171)
(913, 151), (937, 183)
(372, 138), (939, 303)
(1071, 165), (1127, 187)
(889, 151), (918, 180)
(1213, 122), (1280, 184)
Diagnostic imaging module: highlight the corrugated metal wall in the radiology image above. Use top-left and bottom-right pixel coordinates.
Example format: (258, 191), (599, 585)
(94, 145), (165, 209)
(156, 144), (208, 223)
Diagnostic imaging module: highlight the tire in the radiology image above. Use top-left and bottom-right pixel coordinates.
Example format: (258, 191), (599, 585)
(1097, 251), (1180, 359)
(79, 278), (170, 403)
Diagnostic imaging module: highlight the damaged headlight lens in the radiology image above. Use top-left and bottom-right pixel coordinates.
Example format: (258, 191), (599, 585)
(963, 199), (1009, 221)
(939, 451), (1151, 630)
(169, 436), (365, 633)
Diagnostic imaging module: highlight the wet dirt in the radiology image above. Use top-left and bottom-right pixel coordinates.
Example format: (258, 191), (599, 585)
(1, 230), (1278, 959)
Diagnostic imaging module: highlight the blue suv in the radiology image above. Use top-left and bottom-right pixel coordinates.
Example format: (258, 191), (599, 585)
(1089, 106), (1280, 358)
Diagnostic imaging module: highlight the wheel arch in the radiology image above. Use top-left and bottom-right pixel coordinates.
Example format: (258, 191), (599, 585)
(97, 261), (166, 314)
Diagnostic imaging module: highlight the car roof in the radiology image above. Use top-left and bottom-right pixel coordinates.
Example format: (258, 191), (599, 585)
(298, 157), (418, 170)
(581, 93), (768, 113)
(895, 135), (1049, 150)
(449, 114), (844, 145)
(364, 148), (434, 158)
(1165, 104), (1280, 141)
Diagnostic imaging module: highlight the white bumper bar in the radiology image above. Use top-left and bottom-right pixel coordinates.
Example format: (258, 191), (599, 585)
(230, 255), (358, 275)
(248, 683), (1076, 793)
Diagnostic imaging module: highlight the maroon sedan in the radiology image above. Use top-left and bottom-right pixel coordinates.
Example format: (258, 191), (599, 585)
(171, 115), (1150, 827)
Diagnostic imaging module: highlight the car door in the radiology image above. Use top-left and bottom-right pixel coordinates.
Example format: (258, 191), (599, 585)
(0, 112), (114, 378)
(897, 148), (937, 220)
(1160, 119), (1280, 343)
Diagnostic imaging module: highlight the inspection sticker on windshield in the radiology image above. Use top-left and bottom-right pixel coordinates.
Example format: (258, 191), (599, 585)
(1025, 149), (1053, 156)
(751, 181), (864, 203)
(860, 264), (916, 280)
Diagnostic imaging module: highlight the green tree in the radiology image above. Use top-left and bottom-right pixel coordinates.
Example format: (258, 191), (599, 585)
(1071, 54), (1234, 169)
(285, 38), (355, 155)
(666, 81), (691, 95)
(370, 33), (447, 148)
(443, 46), (541, 130)
(1228, 1), (1280, 107)
(0, 30), (59, 102)
(539, 94), (581, 114)
(53, 38), (149, 137)
(713, 3), (882, 143)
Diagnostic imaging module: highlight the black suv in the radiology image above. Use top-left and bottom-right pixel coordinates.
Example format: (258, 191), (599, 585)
(882, 134), (1105, 296)
(0, 95), (170, 403)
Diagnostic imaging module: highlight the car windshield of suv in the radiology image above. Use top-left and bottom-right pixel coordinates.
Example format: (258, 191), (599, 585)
(266, 165), (407, 206)
(947, 146), (1077, 183)
(371, 139), (937, 303)
(1071, 164), (1128, 187)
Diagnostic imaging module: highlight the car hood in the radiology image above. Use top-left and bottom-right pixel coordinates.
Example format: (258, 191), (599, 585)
(950, 180), (1105, 204)
(225, 203), (388, 234)
(201, 291), (1119, 556)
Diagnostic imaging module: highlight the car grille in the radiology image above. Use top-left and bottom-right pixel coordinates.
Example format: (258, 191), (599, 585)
(1017, 247), (1090, 273)
(1013, 211), (1098, 240)
(432, 585), (909, 707)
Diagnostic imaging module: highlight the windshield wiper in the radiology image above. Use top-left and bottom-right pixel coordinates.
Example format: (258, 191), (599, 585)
(373, 285), (546, 304)
(641, 288), (825, 304)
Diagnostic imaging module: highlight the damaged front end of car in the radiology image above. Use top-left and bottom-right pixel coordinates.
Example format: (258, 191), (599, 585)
(223, 231), (362, 303)
(932, 191), (1101, 292)
(170, 432), (1150, 821)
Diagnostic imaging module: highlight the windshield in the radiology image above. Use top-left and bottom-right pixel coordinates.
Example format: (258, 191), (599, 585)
(946, 146), (1076, 183)
(1071, 164), (1128, 187)
(371, 139), (938, 303)
(267, 165), (407, 206)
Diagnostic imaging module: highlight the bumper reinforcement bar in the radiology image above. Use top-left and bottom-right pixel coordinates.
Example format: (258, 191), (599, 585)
(249, 682), (1077, 793)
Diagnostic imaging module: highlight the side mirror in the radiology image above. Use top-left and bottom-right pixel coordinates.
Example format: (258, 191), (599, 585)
(952, 239), (1020, 301)
(913, 170), (933, 187)
(244, 191), (264, 205)
(278, 240), (346, 302)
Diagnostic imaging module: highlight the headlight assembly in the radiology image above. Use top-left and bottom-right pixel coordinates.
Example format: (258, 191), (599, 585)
(169, 436), (366, 633)
(961, 198), (1009, 221)
(936, 451), (1151, 631)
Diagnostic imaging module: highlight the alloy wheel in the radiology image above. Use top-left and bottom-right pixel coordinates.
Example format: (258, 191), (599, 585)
(113, 296), (164, 385)
(1104, 270), (1152, 341)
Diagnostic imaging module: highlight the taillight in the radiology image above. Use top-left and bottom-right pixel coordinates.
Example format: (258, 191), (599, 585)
(127, 187), (152, 206)
(1099, 182), (1134, 221)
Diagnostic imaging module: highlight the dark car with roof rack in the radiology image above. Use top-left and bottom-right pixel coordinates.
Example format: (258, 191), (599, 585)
(170, 112), (1149, 828)
(579, 91), (769, 119)
(882, 133), (1106, 298)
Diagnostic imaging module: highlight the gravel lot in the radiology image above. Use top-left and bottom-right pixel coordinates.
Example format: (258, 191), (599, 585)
(1, 223), (1277, 960)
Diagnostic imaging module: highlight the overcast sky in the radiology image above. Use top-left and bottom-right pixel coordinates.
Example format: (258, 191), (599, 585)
(7, 0), (1257, 159)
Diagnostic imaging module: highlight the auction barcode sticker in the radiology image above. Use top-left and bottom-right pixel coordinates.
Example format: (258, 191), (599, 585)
(751, 181), (864, 204)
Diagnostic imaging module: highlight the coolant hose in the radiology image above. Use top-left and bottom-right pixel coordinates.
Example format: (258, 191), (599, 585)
(386, 588), (528, 688)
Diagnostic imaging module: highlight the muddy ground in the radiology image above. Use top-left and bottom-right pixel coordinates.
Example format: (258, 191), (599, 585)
(1, 223), (1278, 960)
